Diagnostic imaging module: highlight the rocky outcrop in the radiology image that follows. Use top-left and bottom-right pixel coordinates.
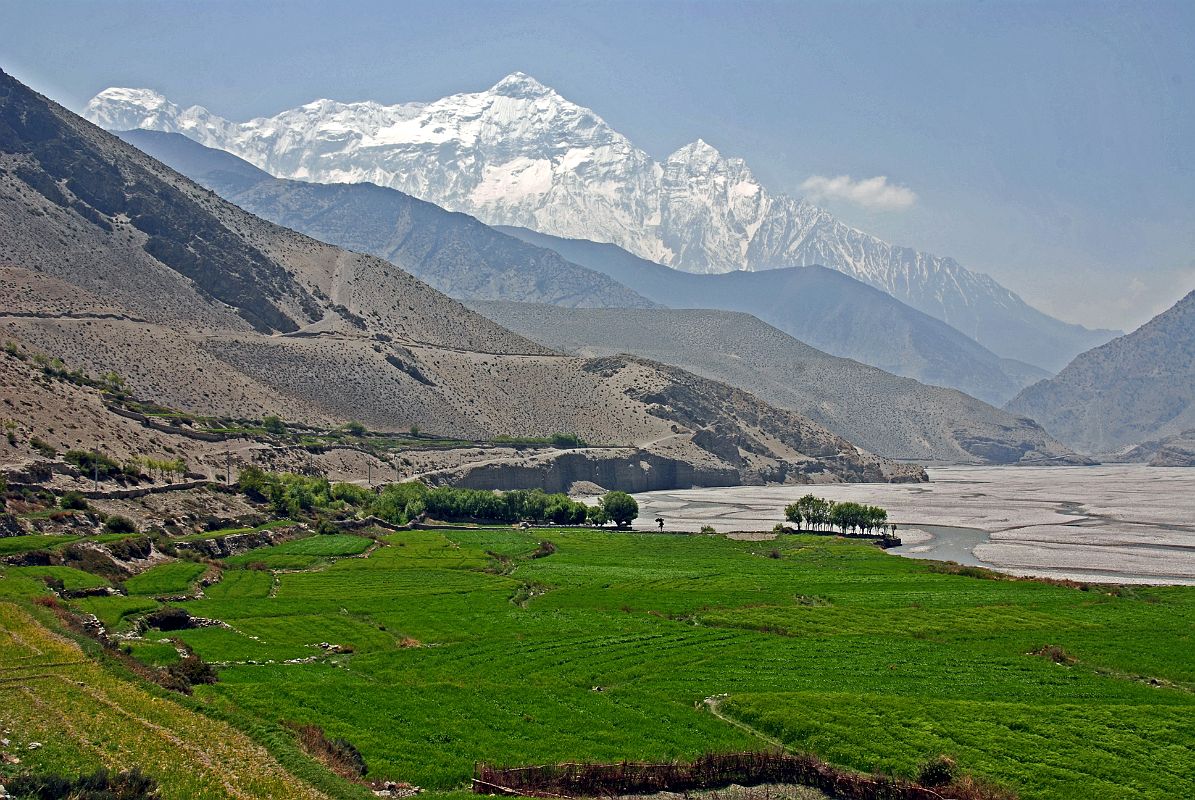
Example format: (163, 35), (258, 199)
(1148, 431), (1195, 467)
(419, 444), (923, 494)
(177, 526), (305, 558)
(423, 449), (740, 493)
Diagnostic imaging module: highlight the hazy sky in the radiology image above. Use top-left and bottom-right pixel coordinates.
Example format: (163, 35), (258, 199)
(4, 0), (1193, 331)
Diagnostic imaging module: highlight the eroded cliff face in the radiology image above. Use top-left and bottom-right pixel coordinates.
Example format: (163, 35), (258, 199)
(419, 446), (925, 494)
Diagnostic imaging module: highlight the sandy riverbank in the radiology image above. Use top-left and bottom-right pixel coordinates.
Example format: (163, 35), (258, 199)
(631, 465), (1195, 585)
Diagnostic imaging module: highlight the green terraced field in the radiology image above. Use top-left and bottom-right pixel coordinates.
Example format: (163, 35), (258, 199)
(221, 533), (373, 569)
(0, 602), (355, 800)
(3, 527), (1192, 798)
(146, 530), (1195, 796)
(124, 561), (207, 596)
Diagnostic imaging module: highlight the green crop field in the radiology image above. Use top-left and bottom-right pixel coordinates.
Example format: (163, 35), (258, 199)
(124, 561), (207, 596)
(2, 527), (1192, 799)
(221, 533), (373, 569)
(0, 602), (354, 799)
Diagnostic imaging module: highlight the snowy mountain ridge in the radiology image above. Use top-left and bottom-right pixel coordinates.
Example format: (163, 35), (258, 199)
(85, 72), (1115, 369)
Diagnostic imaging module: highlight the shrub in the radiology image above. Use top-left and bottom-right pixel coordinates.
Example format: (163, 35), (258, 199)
(104, 515), (138, 534)
(60, 490), (88, 510)
(699, 524), (717, 535)
(549, 432), (588, 448)
(262, 414), (287, 435)
(64, 449), (128, 481)
(1031, 644), (1077, 665)
(107, 536), (152, 560)
(342, 420), (367, 436)
(917, 754), (958, 787)
(60, 545), (128, 583)
(168, 653), (217, 687)
(30, 435), (57, 457)
(532, 540), (557, 558)
(331, 482), (371, 507)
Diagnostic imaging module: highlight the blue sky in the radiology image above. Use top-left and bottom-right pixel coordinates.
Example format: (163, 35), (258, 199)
(3, 0), (1193, 330)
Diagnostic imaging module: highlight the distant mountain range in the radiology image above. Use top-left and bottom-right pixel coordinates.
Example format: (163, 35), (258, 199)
(117, 129), (1044, 407)
(470, 301), (1080, 465)
(86, 73), (1117, 371)
(1007, 289), (1195, 455)
(498, 226), (1049, 406)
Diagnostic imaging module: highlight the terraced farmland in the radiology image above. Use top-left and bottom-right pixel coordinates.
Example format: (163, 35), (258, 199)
(3, 527), (1193, 799)
(0, 603), (350, 799)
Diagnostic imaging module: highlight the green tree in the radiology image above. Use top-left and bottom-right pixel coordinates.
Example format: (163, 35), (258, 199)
(586, 504), (609, 527)
(262, 415), (287, 435)
(601, 491), (638, 529)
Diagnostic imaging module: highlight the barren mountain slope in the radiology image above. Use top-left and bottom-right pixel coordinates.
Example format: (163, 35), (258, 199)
(109, 131), (1074, 467)
(469, 301), (1083, 465)
(0, 68), (922, 488)
(497, 226), (1048, 406)
(1006, 289), (1195, 454)
(117, 129), (657, 310)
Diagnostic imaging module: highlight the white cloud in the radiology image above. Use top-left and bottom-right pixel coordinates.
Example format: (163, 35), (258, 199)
(799, 174), (917, 211)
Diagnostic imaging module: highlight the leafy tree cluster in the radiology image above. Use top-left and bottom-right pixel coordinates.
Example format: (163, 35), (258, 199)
(491, 433), (589, 449)
(784, 494), (889, 535)
(412, 484), (590, 525)
(783, 495), (834, 530)
(235, 467), (635, 529)
(237, 466), (347, 518)
(132, 456), (188, 481)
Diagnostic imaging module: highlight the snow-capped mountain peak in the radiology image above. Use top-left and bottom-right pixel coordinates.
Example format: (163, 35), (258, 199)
(84, 76), (1114, 369)
(489, 71), (556, 98)
(668, 138), (721, 160)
